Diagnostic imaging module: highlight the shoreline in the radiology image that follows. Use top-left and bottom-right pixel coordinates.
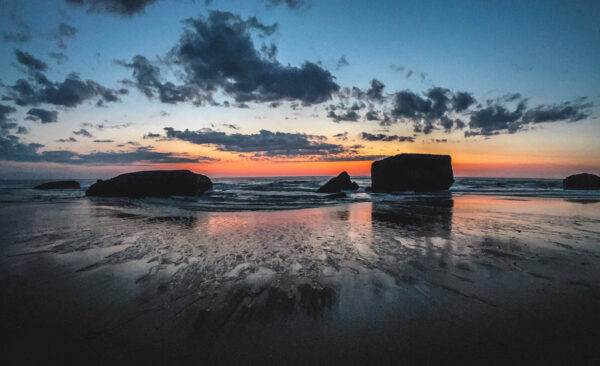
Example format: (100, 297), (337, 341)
(1, 195), (599, 365)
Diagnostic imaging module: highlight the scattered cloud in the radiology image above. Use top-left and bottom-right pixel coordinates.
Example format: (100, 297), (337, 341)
(48, 52), (69, 64)
(336, 55), (349, 70)
(93, 139), (114, 143)
(14, 49), (48, 72)
(55, 23), (78, 49)
(73, 128), (93, 137)
(160, 127), (350, 158)
(2, 9), (31, 42)
(65, 0), (160, 16)
(26, 108), (58, 123)
(360, 132), (414, 142)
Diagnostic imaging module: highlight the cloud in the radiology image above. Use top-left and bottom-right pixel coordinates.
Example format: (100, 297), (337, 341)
(14, 49), (48, 72)
(265, 0), (310, 10)
(332, 132), (348, 141)
(360, 132), (414, 142)
(5, 73), (123, 108)
(121, 11), (339, 106)
(2, 9), (31, 42)
(26, 108), (58, 123)
(65, 0), (160, 16)
(143, 132), (161, 139)
(48, 52), (69, 64)
(466, 98), (591, 136)
(55, 23), (78, 49)
(336, 56), (349, 70)
(161, 127), (349, 158)
(0, 104), (18, 136)
(117, 55), (202, 104)
(327, 109), (360, 122)
(1, 135), (215, 165)
(73, 128), (93, 137)
(16, 126), (29, 135)
(57, 137), (77, 142)
(93, 139), (114, 143)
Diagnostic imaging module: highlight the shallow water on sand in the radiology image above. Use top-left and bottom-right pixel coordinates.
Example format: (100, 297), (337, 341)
(1, 196), (600, 365)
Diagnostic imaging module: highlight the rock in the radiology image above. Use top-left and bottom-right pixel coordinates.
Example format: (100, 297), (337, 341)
(325, 192), (347, 199)
(34, 180), (80, 190)
(85, 170), (212, 197)
(316, 171), (359, 193)
(365, 186), (373, 192)
(563, 173), (600, 190)
(371, 153), (454, 192)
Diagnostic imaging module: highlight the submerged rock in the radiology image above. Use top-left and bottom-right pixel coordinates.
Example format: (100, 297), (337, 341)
(563, 173), (600, 190)
(371, 153), (454, 192)
(316, 171), (359, 193)
(34, 180), (80, 190)
(325, 192), (347, 199)
(85, 170), (212, 197)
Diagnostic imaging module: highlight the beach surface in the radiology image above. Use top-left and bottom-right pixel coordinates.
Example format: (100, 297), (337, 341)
(1, 195), (600, 365)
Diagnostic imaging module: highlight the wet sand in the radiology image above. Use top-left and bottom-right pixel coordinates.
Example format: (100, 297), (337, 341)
(1, 196), (600, 365)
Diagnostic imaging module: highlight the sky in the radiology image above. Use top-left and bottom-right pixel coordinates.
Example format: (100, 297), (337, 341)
(0, 0), (599, 178)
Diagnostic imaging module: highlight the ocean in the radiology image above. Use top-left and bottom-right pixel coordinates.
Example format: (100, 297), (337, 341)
(1, 176), (598, 211)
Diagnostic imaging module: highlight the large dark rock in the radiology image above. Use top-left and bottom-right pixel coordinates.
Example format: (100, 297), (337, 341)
(85, 170), (212, 197)
(324, 192), (347, 199)
(371, 153), (454, 192)
(316, 171), (359, 193)
(563, 173), (600, 190)
(34, 180), (80, 190)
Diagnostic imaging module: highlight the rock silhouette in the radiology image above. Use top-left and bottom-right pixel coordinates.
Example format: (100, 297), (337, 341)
(34, 180), (80, 190)
(85, 170), (212, 197)
(563, 173), (600, 190)
(371, 153), (454, 192)
(316, 171), (359, 193)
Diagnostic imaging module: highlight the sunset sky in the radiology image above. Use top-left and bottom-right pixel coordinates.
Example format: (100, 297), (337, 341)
(1, 0), (598, 178)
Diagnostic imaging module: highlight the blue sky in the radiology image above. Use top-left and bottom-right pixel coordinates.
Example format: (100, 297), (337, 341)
(0, 0), (599, 178)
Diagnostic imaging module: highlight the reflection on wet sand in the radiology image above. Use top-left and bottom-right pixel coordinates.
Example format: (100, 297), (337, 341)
(1, 197), (600, 365)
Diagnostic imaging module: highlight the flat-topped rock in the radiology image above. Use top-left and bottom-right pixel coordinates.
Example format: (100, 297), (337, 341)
(563, 173), (600, 190)
(85, 170), (212, 197)
(34, 180), (80, 190)
(317, 171), (359, 193)
(371, 153), (454, 192)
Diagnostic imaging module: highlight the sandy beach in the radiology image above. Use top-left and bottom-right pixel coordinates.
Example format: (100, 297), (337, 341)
(1, 195), (599, 365)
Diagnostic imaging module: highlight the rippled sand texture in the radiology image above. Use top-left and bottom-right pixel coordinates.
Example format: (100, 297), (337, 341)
(1, 196), (600, 365)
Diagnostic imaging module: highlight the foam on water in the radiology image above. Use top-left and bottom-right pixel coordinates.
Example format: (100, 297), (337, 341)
(0, 176), (598, 211)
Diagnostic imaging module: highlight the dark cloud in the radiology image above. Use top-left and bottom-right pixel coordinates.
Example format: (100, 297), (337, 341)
(1, 134), (215, 165)
(366, 79), (385, 102)
(117, 55), (203, 104)
(93, 139), (114, 143)
(122, 11), (339, 106)
(466, 98), (591, 136)
(327, 109), (360, 122)
(0, 104), (18, 136)
(65, 0), (160, 16)
(265, 0), (310, 10)
(452, 91), (476, 112)
(57, 137), (77, 142)
(2, 10), (31, 42)
(14, 49), (48, 72)
(73, 128), (93, 137)
(55, 23), (78, 49)
(332, 132), (348, 141)
(360, 132), (414, 143)
(336, 56), (349, 71)
(16, 126), (29, 135)
(48, 52), (69, 64)
(162, 127), (348, 158)
(143, 132), (161, 139)
(26, 108), (58, 123)
(5, 72), (122, 108)
(521, 101), (591, 123)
